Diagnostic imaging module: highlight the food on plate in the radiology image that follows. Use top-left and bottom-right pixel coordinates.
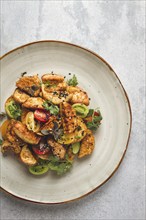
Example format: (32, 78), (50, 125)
(0, 73), (102, 176)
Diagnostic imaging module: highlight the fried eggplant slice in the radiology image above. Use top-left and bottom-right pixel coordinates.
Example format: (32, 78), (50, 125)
(16, 75), (41, 96)
(1, 140), (21, 154)
(22, 97), (45, 109)
(20, 145), (37, 165)
(41, 84), (72, 105)
(42, 81), (67, 93)
(13, 121), (41, 144)
(21, 108), (30, 124)
(47, 138), (66, 159)
(6, 119), (24, 146)
(67, 86), (89, 106)
(67, 146), (75, 162)
(61, 102), (77, 133)
(41, 74), (64, 83)
(13, 88), (30, 104)
(78, 129), (95, 158)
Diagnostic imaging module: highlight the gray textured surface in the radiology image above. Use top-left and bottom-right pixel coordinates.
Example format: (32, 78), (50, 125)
(0, 1), (145, 220)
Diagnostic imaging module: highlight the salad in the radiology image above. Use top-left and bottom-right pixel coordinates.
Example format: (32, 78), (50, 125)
(0, 73), (102, 176)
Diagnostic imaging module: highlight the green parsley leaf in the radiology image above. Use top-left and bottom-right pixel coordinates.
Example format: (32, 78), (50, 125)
(0, 139), (3, 145)
(87, 109), (94, 117)
(67, 74), (78, 86)
(42, 101), (59, 115)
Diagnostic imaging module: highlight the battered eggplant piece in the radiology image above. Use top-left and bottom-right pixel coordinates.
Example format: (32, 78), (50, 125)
(78, 129), (95, 158)
(20, 145), (37, 166)
(47, 138), (66, 159)
(41, 74), (64, 83)
(13, 88), (30, 104)
(1, 140), (21, 154)
(22, 97), (45, 109)
(67, 86), (89, 106)
(13, 121), (41, 145)
(41, 84), (72, 105)
(61, 102), (77, 133)
(16, 75), (41, 96)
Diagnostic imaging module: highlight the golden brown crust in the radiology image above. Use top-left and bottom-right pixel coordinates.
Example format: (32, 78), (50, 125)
(67, 86), (89, 106)
(47, 138), (66, 159)
(67, 146), (75, 161)
(1, 140), (21, 154)
(22, 97), (45, 109)
(61, 102), (77, 134)
(41, 74), (64, 83)
(13, 88), (30, 104)
(78, 129), (95, 158)
(41, 84), (72, 105)
(13, 121), (41, 145)
(20, 145), (37, 165)
(16, 75), (41, 96)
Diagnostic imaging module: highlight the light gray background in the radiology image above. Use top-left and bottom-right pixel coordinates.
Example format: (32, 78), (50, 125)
(0, 0), (145, 220)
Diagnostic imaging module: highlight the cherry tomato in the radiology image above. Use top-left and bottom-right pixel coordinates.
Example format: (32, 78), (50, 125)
(32, 147), (50, 155)
(32, 139), (50, 155)
(94, 111), (100, 116)
(34, 110), (50, 122)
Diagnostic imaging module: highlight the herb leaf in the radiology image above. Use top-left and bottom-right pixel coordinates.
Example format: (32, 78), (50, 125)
(86, 110), (102, 131)
(0, 139), (3, 145)
(43, 101), (59, 115)
(67, 74), (78, 86)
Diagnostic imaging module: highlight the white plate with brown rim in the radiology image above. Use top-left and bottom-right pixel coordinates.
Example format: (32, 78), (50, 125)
(0, 41), (132, 204)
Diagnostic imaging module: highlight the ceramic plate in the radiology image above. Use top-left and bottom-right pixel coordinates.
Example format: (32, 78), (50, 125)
(0, 41), (132, 204)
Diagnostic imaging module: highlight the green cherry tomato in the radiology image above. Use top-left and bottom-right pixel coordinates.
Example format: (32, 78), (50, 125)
(29, 165), (49, 175)
(72, 103), (89, 118)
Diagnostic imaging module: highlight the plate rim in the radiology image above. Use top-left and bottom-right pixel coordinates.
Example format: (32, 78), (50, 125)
(0, 40), (132, 204)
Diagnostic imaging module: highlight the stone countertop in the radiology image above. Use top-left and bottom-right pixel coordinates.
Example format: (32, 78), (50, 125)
(0, 1), (145, 220)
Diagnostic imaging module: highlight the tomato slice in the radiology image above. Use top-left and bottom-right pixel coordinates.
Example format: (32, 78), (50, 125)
(32, 139), (50, 155)
(94, 111), (100, 116)
(32, 146), (50, 155)
(34, 110), (50, 122)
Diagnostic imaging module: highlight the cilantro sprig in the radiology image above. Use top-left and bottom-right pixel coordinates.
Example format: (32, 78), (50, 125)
(67, 74), (78, 86)
(86, 110), (102, 131)
(43, 101), (59, 115)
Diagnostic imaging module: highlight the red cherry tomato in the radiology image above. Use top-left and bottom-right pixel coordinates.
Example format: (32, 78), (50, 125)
(32, 146), (50, 155)
(32, 139), (50, 155)
(94, 111), (100, 116)
(34, 109), (50, 122)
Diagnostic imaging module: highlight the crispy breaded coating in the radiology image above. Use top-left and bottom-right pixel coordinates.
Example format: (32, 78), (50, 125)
(61, 102), (77, 133)
(20, 145), (37, 165)
(1, 140), (21, 154)
(42, 82), (67, 93)
(41, 84), (72, 105)
(6, 119), (24, 147)
(21, 108), (30, 124)
(41, 116), (62, 132)
(67, 86), (89, 106)
(47, 138), (66, 159)
(16, 75), (41, 96)
(13, 121), (41, 145)
(78, 129), (95, 158)
(22, 97), (45, 109)
(41, 74), (64, 83)
(13, 88), (30, 104)
(67, 146), (75, 161)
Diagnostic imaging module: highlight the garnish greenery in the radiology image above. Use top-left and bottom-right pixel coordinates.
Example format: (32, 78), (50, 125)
(43, 101), (59, 115)
(0, 139), (3, 145)
(67, 74), (78, 86)
(86, 110), (102, 131)
(7, 101), (22, 119)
